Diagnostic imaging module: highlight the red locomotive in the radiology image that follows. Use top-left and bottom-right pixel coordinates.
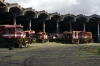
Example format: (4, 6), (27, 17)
(24, 30), (36, 43)
(56, 31), (93, 44)
(0, 25), (27, 48)
(37, 32), (49, 43)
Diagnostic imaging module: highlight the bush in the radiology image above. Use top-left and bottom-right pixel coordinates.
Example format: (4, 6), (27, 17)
(96, 47), (100, 55)
(83, 46), (100, 55)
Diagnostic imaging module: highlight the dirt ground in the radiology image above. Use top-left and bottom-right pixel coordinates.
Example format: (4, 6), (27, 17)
(0, 43), (100, 66)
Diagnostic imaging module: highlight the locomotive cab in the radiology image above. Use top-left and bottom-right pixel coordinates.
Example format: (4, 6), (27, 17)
(0, 25), (27, 48)
(24, 30), (36, 43)
(37, 32), (49, 43)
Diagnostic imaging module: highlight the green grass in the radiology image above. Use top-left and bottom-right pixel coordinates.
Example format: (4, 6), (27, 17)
(10, 56), (25, 60)
(0, 59), (3, 62)
(1, 43), (100, 66)
(82, 45), (100, 55)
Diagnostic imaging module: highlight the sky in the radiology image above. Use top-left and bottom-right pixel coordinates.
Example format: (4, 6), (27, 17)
(5, 0), (100, 16)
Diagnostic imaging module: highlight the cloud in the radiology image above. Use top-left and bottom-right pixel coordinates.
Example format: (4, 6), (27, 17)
(5, 0), (100, 16)
(70, 0), (100, 15)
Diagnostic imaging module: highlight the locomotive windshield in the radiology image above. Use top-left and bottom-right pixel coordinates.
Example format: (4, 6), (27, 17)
(16, 27), (23, 32)
(6, 28), (13, 34)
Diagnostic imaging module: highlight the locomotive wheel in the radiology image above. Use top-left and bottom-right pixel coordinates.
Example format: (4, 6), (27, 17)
(91, 39), (93, 43)
(14, 42), (19, 48)
(76, 40), (79, 44)
(42, 40), (45, 43)
(47, 40), (49, 42)
(23, 43), (27, 47)
(72, 40), (75, 44)
(85, 40), (88, 43)
(33, 40), (36, 43)
(4, 43), (7, 48)
(83, 39), (86, 43)
(89, 39), (93, 43)
(8, 43), (14, 50)
(22, 41), (27, 47)
(45, 39), (49, 43)
(18, 42), (22, 48)
(20, 43), (27, 48)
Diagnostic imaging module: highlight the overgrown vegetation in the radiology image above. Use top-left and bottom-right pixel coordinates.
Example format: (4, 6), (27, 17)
(83, 46), (100, 55)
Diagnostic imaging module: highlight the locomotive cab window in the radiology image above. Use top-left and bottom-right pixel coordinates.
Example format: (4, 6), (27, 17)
(26, 32), (29, 37)
(16, 27), (23, 32)
(6, 28), (13, 34)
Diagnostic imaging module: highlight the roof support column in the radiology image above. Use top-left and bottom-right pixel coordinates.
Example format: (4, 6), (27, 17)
(69, 22), (72, 32)
(83, 23), (85, 31)
(29, 19), (31, 30)
(88, 27), (90, 32)
(98, 22), (100, 42)
(56, 19), (59, 34)
(13, 17), (16, 25)
(43, 19), (45, 32)
(7, 7), (9, 12)
(13, 13), (16, 25)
